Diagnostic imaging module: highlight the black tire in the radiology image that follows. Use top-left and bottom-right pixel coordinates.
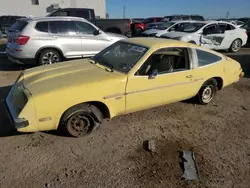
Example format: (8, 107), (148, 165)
(38, 49), (62, 66)
(195, 79), (218, 105)
(60, 104), (103, 137)
(229, 39), (242, 53)
(188, 41), (196, 44)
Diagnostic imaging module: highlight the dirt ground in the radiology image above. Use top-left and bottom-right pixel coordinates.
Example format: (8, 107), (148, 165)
(0, 44), (250, 187)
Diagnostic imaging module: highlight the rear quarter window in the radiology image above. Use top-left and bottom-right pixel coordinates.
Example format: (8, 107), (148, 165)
(196, 49), (222, 67)
(9, 21), (28, 32)
(35, 22), (48, 33)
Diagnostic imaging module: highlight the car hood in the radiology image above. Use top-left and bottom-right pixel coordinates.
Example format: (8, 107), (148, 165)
(161, 32), (188, 38)
(21, 59), (125, 95)
(142, 29), (161, 35)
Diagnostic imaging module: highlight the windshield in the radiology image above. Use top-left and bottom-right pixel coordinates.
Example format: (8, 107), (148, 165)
(158, 22), (175, 29)
(175, 23), (205, 33)
(93, 41), (148, 74)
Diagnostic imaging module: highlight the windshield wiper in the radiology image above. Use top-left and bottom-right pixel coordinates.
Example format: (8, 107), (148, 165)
(101, 61), (114, 72)
(89, 59), (113, 72)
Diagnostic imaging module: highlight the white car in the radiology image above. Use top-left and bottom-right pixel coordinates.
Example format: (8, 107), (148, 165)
(142, 21), (194, 37)
(160, 21), (248, 52)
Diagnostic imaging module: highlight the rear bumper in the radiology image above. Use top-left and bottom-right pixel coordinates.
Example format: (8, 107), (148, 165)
(6, 52), (36, 65)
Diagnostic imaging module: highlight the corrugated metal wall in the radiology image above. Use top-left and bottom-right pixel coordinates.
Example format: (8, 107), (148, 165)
(0, 0), (106, 18)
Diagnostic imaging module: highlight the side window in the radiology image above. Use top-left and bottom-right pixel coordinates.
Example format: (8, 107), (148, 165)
(203, 24), (217, 35)
(172, 16), (181, 21)
(196, 49), (222, 67)
(50, 21), (76, 35)
(182, 16), (190, 20)
(228, 24), (235, 30)
(75, 10), (90, 19)
(156, 18), (163, 22)
(35, 22), (48, 33)
(53, 11), (74, 16)
(137, 48), (190, 76)
(74, 21), (97, 34)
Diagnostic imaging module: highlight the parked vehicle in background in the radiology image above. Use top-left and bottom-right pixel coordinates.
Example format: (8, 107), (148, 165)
(0, 15), (25, 36)
(237, 17), (250, 24)
(48, 8), (131, 37)
(131, 18), (145, 23)
(146, 22), (164, 30)
(131, 17), (164, 35)
(6, 38), (244, 137)
(160, 21), (248, 52)
(217, 19), (244, 27)
(163, 14), (204, 22)
(142, 21), (194, 37)
(6, 17), (126, 65)
(241, 20), (250, 42)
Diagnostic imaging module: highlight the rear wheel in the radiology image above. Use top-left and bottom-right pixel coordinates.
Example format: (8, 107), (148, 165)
(38, 49), (62, 66)
(60, 104), (103, 137)
(229, 39), (242, 52)
(195, 79), (218, 105)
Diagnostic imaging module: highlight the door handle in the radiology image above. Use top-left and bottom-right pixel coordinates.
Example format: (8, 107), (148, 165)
(186, 75), (193, 78)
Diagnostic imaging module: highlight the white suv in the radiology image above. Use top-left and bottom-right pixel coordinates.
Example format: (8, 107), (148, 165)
(160, 21), (248, 52)
(6, 17), (126, 65)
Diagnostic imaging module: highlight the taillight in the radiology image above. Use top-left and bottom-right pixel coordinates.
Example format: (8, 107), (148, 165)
(17, 35), (30, 45)
(128, 19), (131, 31)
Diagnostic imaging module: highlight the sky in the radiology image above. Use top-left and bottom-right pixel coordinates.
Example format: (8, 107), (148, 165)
(106, 0), (250, 19)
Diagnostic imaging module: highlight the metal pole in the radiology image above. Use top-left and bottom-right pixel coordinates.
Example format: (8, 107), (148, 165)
(123, 6), (126, 19)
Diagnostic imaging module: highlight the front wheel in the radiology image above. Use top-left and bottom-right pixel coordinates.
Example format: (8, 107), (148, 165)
(195, 79), (218, 105)
(229, 39), (242, 53)
(60, 104), (103, 137)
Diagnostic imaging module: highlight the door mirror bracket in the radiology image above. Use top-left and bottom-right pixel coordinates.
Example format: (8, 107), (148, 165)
(148, 69), (158, 79)
(93, 29), (100, 36)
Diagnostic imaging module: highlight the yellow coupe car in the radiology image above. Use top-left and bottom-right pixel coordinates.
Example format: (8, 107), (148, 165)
(6, 38), (244, 137)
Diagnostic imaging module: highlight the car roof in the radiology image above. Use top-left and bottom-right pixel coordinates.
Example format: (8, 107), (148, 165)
(124, 37), (195, 48)
(18, 16), (87, 22)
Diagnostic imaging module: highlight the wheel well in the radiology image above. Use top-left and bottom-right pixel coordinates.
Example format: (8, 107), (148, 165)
(105, 27), (121, 34)
(212, 77), (223, 90)
(188, 40), (196, 44)
(89, 101), (110, 119)
(60, 101), (110, 122)
(35, 47), (64, 64)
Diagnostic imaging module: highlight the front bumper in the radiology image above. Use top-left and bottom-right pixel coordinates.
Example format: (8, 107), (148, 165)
(4, 101), (29, 129)
(5, 84), (30, 129)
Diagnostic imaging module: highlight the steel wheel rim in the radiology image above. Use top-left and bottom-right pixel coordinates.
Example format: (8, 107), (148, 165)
(202, 85), (214, 103)
(232, 40), (241, 52)
(42, 52), (60, 65)
(67, 112), (95, 137)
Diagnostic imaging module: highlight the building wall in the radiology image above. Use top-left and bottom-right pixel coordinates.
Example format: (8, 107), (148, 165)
(0, 0), (106, 18)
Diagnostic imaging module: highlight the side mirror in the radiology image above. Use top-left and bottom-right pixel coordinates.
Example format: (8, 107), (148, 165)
(148, 69), (158, 79)
(93, 29), (100, 36)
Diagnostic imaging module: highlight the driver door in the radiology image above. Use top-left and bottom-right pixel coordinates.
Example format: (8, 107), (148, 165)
(125, 48), (199, 114)
(200, 24), (226, 50)
(74, 21), (111, 57)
